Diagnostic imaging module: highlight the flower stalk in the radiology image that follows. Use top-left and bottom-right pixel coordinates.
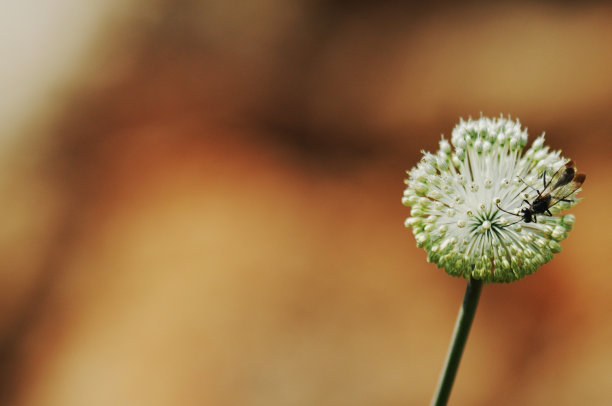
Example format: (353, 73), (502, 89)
(430, 277), (483, 406)
(403, 116), (585, 404)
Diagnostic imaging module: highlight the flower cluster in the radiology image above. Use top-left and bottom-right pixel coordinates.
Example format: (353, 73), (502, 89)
(402, 116), (582, 283)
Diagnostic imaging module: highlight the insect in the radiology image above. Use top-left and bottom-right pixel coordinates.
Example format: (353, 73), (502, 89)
(496, 160), (586, 226)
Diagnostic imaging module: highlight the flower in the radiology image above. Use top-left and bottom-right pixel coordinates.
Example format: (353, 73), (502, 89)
(402, 116), (583, 283)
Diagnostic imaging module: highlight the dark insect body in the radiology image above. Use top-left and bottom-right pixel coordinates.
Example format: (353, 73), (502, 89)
(496, 160), (586, 226)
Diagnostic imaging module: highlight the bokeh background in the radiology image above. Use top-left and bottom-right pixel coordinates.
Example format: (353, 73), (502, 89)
(1, 1), (611, 405)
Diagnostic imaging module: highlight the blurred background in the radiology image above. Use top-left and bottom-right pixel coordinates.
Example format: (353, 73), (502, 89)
(1, 0), (611, 405)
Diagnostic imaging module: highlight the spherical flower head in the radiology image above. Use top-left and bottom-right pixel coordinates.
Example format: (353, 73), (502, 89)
(402, 116), (584, 283)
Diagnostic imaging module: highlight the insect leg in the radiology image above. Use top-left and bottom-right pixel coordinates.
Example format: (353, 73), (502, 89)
(518, 177), (539, 194)
(546, 210), (552, 216)
(549, 175), (586, 207)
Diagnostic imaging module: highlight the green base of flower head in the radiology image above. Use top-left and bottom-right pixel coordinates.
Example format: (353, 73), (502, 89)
(403, 116), (583, 283)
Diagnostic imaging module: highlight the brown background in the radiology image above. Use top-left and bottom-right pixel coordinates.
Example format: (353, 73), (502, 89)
(1, 1), (612, 405)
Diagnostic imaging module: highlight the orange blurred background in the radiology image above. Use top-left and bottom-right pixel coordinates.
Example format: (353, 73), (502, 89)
(1, 1), (611, 405)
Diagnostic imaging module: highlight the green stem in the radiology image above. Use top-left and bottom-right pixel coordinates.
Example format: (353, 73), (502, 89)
(430, 277), (483, 406)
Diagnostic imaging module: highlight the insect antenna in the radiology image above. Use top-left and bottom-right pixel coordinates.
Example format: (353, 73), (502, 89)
(499, 218), (524, 228)
(496, 202), (525, 228)
(495, 202), (521, 217)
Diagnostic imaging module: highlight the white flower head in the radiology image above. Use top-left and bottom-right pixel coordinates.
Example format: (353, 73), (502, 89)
(402, 116), (584, 283)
